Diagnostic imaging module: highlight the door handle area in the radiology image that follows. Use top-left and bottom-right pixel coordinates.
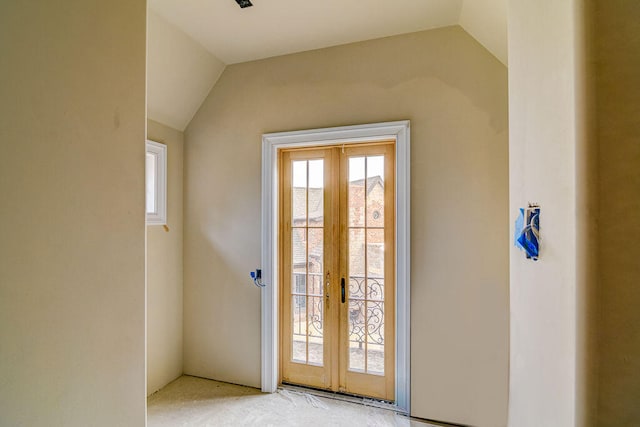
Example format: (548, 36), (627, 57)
(326, 272), (330, 309)
(341, 278), (346, 303)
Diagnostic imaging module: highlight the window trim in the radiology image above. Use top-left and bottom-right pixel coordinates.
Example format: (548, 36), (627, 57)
(146, 140), (167, 226)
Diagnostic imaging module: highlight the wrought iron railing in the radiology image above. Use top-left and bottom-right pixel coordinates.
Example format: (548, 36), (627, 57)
(347, 276), (384, 349)
(291, 273), (384, 349)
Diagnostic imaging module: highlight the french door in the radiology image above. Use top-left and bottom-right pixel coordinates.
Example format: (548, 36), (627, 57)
(280, 142), (395, 401)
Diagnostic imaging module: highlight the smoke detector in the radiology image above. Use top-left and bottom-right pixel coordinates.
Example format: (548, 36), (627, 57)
(235, 0), (253, 8)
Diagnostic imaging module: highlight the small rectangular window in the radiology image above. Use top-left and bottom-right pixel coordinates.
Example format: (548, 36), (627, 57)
(146, 140), (167, 225)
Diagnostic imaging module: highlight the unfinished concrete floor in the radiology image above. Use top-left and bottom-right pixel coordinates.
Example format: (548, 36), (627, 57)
(147, 376), (437, 427)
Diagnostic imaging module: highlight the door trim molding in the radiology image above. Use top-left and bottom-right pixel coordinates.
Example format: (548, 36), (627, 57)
(261, 121), (411, 413)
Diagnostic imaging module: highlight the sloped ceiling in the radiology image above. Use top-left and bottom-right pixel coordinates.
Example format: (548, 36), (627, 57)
(147, 0), (506, 130)
(460, 0), (508, 64)
(147, 10), (225, 131)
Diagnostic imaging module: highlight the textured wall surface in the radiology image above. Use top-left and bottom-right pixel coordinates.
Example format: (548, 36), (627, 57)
(184, 26), (509, 426)
(595, 1), (640, 425)
(508, 0), (583, 425)
(0, 1), (147, 425)
(147, 10), (225, 131)
(147, 119), (185, 395)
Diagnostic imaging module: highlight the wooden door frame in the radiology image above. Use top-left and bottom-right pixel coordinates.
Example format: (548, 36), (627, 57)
(261, 121), (411, 413)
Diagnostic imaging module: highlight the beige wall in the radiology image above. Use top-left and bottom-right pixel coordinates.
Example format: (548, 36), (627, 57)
(575, 1), (599, 425)
(0, 1), (146, 426)
(147, 10), (226, 131)
(184, 27), (509, 426)
(594, 1), (640, 425)
(508, 0), (597, 426)
(147, 119), (184, 395)
(508, 2), (640, 425)
(459, 0), (508, 64)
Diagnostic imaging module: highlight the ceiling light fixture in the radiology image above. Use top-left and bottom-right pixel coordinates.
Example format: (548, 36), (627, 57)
(234, 0), (253, 8)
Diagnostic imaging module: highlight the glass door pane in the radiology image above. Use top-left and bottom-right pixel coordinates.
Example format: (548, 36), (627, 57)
(290, 159), (324, 367)
(280, 143), (394, 400)
(347, 155), (386, 375)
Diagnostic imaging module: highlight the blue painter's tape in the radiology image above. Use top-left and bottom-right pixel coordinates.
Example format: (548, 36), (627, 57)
(514, 207), (540, 260)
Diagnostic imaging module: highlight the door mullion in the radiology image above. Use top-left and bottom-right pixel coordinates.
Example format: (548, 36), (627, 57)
(338, 146), (348, 393)
(329, 147), (341, 391)
(305, 162), (309, 365)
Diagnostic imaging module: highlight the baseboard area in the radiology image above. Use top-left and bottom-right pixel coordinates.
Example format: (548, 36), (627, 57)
(279, 383), (470, 427)
(280, 382), (404, 414)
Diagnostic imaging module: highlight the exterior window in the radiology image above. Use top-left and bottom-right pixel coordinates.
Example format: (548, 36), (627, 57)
(146, 140), (167, 225)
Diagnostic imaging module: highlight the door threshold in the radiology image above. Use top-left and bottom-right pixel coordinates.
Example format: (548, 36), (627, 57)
(279, 382), (407, 415)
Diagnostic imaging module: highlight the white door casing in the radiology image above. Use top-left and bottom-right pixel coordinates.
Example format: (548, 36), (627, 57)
(261, 121), (411, 413)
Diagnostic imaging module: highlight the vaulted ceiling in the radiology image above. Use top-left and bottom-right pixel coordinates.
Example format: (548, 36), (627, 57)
(147, 0), (507, 130)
